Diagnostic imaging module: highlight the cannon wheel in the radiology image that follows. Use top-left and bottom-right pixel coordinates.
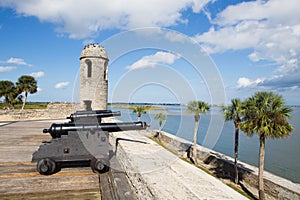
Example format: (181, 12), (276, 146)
(37, 158), (58, 175)
(90, 158), (109, 174)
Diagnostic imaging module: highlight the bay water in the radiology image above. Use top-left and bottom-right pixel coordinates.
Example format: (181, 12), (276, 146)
(112, 105), (300, 183)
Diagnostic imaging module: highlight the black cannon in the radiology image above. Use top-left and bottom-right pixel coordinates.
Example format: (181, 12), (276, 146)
(67, 110), (121, 123)
(43, 122), (146, 139)
(32, 110), (147, 175)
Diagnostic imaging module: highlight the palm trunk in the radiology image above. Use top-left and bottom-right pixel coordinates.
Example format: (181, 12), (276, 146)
(21, 92), (27, 110)
(5, 97), (10, 110)
(159, 120), (162, 132)
(259, 134), (266, 200)
(193, 117), (199, 164)
(234, 123), (239, 184)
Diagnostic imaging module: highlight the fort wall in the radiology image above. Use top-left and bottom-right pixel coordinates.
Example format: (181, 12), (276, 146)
(146, 130), (300, 200)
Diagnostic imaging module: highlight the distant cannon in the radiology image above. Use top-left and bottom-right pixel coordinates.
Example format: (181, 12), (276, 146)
(67, 110), (121, 123)
(32, 110), (147, 175)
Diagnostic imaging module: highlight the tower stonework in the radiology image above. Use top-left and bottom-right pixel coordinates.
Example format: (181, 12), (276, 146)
(80, 44), (108, 110)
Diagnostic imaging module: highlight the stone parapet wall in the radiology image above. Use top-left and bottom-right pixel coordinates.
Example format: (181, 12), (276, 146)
(148, 130), (300, 200)
(0, 102), (81, 121)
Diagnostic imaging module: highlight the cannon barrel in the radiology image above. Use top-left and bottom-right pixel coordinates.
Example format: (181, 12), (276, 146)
(73, 110), (113, 114)
(43, 122), (147, 139)
(67, 110), (121, 120)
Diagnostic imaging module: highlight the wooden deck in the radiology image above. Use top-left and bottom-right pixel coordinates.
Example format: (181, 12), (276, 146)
(0, 121), (136, 199)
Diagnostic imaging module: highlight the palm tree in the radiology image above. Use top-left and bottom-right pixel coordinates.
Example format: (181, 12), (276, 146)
(222, 98), (243, 184)
(154, 112), (167, 132)
(8, 87), (23, 109)
(132, 105), (149, 121)
(187, 100), (210, 164)
(240, 91), (293, 200)
(16, 75), (37, 110)
(0, 80), (17, 110)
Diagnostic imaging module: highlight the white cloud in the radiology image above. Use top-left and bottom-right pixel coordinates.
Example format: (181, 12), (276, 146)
(191, 0), (216, 13)
(55, 81), (69, 89)
(259, 70), (300, 89)
(194, 0), (300, 91)
(164, 31), (189, 43)
(194, 21), (263, 53)
(126, 51), (180, 70)
(6, 57), (31, 66)
(0, 66), (16, 72)
(237, 77), (264, 88)
(248, 52), (260, 62)
(276, 58), (298, 74)
(0, 0), (214, 39)
(236, 57), (300, 90)
(248, 58), (300, 90)
(30, 71), (45, 78)
(237, 61), (300, 90)
(214, 0), (300, 26)
(194, 0), (300, 56)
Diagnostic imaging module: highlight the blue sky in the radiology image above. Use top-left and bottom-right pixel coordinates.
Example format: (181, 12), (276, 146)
(0, 0), (299, 105)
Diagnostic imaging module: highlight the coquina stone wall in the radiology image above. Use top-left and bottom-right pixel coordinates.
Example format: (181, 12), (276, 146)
(147, 130), (300, 200)
(0, 102), (80, 121)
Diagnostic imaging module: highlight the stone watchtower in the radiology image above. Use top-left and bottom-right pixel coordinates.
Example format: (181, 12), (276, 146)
(80, 44), (109, 110)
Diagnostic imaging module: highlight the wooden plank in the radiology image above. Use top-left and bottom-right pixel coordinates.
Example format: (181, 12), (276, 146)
(0, 189), (101, 200)
(0, 121), (102, 198)
(99, 172), (116, 199)
(0, 121), (137, 199)
(0, 171), (99, 195)
(0, 121), (51, 163)
(109, 156), (137, 200)
(110, 171), (136, 200)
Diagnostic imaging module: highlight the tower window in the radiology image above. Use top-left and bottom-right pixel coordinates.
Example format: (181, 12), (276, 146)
(104, 61), (108, 81)
(85, 59), (92, 78)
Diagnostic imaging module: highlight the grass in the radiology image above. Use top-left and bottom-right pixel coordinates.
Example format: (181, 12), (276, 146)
(0, 102), (49, 110)
(110, 104), (164, 110)
(181, 157), (218, 178)
(226, 182), (255, 200)
(148, 136), (178, 155)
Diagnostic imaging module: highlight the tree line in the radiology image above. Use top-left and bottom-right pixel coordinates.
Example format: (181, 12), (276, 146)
(133, 91), (293, 200)
(0, 75), (38, 110)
